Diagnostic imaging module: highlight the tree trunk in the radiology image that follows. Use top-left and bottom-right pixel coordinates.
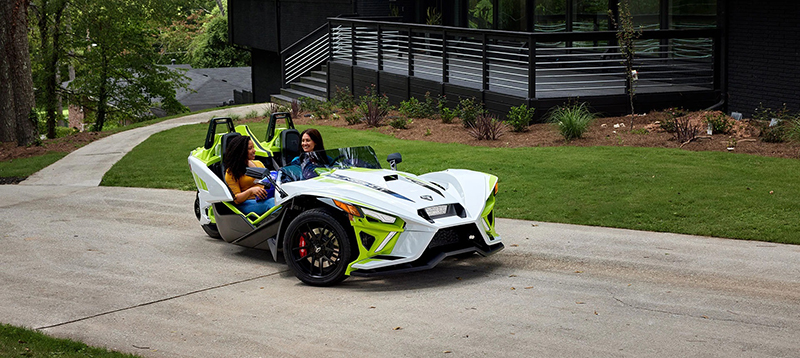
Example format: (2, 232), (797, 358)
(94, 52), (109, 131)
(0, 0), (37, 145)
(215, 0), (225, 16)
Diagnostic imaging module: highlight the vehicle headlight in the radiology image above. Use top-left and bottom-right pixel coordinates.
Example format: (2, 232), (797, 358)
(362, 208), (396, 224)
(423, 205), (448, 217)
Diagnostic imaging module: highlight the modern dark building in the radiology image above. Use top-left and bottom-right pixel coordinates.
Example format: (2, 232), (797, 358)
(229, 0), (799, 118)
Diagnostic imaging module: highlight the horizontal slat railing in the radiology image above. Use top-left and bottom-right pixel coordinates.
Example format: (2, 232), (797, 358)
(329, 18), (719, 100)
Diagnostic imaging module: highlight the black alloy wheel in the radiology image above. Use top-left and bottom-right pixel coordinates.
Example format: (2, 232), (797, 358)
(283, 208), (353, 286)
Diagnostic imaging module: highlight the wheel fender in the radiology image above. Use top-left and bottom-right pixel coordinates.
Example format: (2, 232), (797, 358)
(189, 155), (234, 204)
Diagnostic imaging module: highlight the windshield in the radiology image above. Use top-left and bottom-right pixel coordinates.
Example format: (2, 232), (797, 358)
(280, 146), (381, 182)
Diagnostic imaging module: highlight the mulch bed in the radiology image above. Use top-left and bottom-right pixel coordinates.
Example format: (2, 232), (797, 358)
(2, 109), (798, 183)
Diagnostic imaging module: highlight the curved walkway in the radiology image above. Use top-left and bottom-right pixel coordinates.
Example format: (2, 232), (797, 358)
(20, 104), (273, 187)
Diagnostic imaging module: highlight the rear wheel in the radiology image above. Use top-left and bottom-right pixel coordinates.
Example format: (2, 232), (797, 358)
(195, 192), (221, 239)
(283, 209), (353, 286)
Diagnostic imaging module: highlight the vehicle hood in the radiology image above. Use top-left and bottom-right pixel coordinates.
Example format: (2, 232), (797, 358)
(280, 168), (472, 221)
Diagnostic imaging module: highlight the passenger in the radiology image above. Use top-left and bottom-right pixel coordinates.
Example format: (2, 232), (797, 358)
(223, 135), (275, 216)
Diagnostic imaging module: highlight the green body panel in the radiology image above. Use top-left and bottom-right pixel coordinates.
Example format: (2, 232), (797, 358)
(345, 217), (406, 275)
(482, 174), (499, 238)
(221, 201), (283, 225)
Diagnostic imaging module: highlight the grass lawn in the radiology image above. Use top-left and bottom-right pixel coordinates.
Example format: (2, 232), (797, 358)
(0, 324), (139, 357)
(0, 105), (258, 178)
(102, 122), (800, 244)
(0, 152), (67, 178)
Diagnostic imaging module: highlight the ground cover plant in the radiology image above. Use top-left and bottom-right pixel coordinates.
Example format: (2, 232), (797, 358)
(101, 120), (800, 244)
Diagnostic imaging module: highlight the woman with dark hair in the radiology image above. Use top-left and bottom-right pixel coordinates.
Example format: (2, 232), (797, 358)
(223, 135), (274, 215)
(300, 128), (324, 154)
(289, 128), (329, 179)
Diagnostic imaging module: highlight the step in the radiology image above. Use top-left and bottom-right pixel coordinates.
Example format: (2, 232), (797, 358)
(279, 88), (327, 102)
(308, 70), (327, 81)
(270, 94), (298, 107)
(300, 75), (327, 87)
(290, 81), (327, 98)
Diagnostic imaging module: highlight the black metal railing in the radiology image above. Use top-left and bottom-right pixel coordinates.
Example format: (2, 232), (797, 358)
(328, 18), (719, 100)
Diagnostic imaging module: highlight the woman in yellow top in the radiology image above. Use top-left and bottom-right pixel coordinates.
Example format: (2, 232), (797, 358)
(223, 135), (274, 215)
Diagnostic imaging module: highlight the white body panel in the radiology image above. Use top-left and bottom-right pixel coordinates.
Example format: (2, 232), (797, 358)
(275, 167), (502, 270)
(188, 155), (233, 224)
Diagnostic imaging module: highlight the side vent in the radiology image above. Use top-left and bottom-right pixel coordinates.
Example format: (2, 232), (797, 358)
(359, 232), (376, 251)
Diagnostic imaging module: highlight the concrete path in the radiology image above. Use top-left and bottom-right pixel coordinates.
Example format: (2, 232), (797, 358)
(21, 104), (275, 187)
(2, 106), (799, 357)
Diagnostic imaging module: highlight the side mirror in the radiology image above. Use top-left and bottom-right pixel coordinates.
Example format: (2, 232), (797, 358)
(387, 153), (402, 171)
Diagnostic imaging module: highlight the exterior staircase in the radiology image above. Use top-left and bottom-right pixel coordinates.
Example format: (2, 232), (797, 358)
(270, 65), (328, 106)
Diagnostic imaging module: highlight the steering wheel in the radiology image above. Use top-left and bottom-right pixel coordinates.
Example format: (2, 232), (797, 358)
(330, 154), (347, 167)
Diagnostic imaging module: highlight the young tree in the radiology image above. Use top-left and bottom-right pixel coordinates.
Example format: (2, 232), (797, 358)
(609, 0), (642, 122)
(1, 0), (38, 145)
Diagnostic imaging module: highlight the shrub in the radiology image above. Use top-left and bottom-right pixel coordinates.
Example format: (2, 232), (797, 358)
(506, 104), (535, 132)
(436, 95), (448, 115)
(674, 114), (699, 144)
(344, 113), (362, 125)
(440, 107), (456, 124)
(331, 86), (356, 111)
(631, 128), (649, 135)
(389, 117), (412, 129)
(468, 113), (506, 140)
(660, 107), (688, 133)
(290, 99), (301, 118)
(457, 97), (485, 128)
(705, 112), (732, 134)
(547, 102), (595, 141)
(761, 125), (787, 143)
(787, 118), (800, 143)
(357, 85), (392, 127)
(245, 110), (259, 119)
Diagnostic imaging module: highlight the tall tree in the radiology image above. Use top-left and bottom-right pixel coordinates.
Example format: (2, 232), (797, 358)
(0, 0), (38, 145)
(67, 0), (189, 131)
(187, 4), (250, 68)
(30, 0), (69, 139)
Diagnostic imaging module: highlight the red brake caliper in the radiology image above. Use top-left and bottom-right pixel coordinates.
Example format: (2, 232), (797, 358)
(299, 233), (307, 258)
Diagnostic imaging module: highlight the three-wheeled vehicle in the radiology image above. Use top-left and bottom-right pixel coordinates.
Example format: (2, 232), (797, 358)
(189, 113), (503, 286)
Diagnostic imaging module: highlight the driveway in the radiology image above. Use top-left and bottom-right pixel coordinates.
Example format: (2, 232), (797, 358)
(2, 107), (799, 357)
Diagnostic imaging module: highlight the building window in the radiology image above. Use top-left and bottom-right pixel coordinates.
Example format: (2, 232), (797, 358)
(573, 0), (608, 32)
(469, 0), (494, 29)
(499, 0), (527, 31)
(534, 0), (567, 32)
(670, 0), (716, 29)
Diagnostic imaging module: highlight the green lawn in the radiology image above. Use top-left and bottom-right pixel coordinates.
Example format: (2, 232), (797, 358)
(0, 324), (139, 357)
(102, 122), (800, 244)
(0, 152), (67, 178)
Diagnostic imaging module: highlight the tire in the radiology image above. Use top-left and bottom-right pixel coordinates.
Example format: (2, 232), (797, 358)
(195, 192), (222, 239)
(282, 208), (354, 286)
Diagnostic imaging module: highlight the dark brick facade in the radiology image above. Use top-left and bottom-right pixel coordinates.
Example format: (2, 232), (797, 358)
(726, 0), (800, 117)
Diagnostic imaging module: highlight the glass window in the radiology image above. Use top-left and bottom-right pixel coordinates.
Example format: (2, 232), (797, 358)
(670, 0), (716, 29)
(469, 0), (494, 29)
(573, 0), (608, 32)
(628, 0), (660, 30)
(499, 0), (526, 31)
(534, 0), (567, 32)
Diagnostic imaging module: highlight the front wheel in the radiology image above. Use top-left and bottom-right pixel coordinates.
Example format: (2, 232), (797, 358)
(283, 209), (353, 286)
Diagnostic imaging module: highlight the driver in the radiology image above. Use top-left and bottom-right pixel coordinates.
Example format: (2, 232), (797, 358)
(223, 135), (275, 216)
(290, 128), (331, 179)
